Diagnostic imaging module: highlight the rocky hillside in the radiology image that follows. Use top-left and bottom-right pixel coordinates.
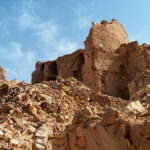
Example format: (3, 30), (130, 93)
(0, 74), (150, 150)
(0, 19), (150, 150)
(0, 72), (150, 150)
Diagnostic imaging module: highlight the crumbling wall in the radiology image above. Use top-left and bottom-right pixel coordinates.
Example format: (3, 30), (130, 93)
(32, 61), (45, 84)
(2, 19), (150, 149)
(57, 49), (84, 81)
(32, 49), (85, 84)
(83, 19), (129, 92)
(104, 42), (150, 99)
(32, 19), (150, 100)
(0, 66), (6, 84)
(31, 19), (130, 99)
(116, 42), (150, 98)
(105, 55), (129, 99)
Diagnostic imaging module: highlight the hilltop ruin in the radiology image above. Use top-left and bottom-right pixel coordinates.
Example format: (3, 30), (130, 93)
(32, 19), (150, 100)
(1, 19), (150, 150)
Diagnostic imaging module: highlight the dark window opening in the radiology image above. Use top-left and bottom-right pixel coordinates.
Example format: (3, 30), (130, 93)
(48, 61), (58, 75)
(118, 65), (130, 100)
(40, 64), (44, 71)
(73, 70), (78, 75)
(119, 87), (130, 100)
(73, 53), (85, 81)
(119, 65), (127, 75)
(45, 61), (58, 81)
(78, 53), (85, 64)
(46, 75), (57, 81)
(73, 70), (78, 78)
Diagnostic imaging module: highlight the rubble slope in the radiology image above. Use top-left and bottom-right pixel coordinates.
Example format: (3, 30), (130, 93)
(0, 76), (150, 150)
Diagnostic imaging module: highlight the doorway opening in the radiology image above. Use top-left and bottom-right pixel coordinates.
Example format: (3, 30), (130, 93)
(73, 52), (85, 81)
(118, 65), (130, 100)
(46, 61), (58, 81)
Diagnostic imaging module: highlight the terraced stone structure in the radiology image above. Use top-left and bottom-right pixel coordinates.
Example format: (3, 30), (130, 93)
(32, 19), (150, 100)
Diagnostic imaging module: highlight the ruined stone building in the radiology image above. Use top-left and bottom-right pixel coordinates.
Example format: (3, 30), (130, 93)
(32, 19), (150, 100)
(1, 19), (150, 150)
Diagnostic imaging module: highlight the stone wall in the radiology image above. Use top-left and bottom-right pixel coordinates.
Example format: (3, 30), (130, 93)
(104, 42), (150, 99)
(32, 49), (84, 84)
(57, 49), (85, 81)
(82, 19), (129, 92)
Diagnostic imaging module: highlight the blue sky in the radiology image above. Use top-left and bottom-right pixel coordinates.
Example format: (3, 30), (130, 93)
(0, 0), (150, 83)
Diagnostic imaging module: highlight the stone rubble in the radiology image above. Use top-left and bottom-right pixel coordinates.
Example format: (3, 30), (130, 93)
(0, 75), (149, 150)
(0, 19), (150, 150)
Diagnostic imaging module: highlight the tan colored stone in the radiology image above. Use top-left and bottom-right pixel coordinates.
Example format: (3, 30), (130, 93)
(34, 143), (45, 150)
(0, 66), (6, 84)
(28, 126), (36, 133)
(57, 114), (65, 123)
(0, 130), (3, 138)
(10, 139), (19, 146)
(52, 138), (66, 146)
(76, 127), (84, 137)
(28, 104), (38, 116)
(102, 109), (119, 125)
(76, 136), (86, 148)
(126, 101), (145, 113)
(53, 132), (66, 139)
(35, 137), (47, 145)
(1, 19), (150, 150)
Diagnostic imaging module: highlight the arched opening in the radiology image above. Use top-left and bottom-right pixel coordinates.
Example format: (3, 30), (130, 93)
(118, 65), (130, 100)
(73, 52), (85, 81)
(40, 64), (44, 71)
(73, 70), (78, 78)
(48, 61), (58, 75)
(46, 61), (58, 81)
(78, 53), (85, 65)
(119, 65), (127, 76)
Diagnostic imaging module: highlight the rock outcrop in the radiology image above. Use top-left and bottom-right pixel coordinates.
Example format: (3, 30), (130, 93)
(1, 19), (150, 150)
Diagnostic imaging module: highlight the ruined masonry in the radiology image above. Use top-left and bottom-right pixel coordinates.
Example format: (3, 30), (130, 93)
(32, 19), (150, 100)
(0, 66), (6, 84)
(1, 19), (150, 150)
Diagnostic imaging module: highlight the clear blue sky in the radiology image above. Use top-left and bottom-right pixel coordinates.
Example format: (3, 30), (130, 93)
(0, 0), (150, 83)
